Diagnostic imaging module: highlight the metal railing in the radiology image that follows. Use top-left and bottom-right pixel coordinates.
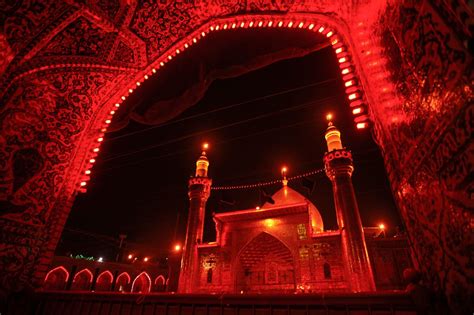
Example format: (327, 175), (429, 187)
(6, 291), (417, 315)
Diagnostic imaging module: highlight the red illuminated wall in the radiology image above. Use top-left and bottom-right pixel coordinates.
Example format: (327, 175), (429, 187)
(192, 204), (410, 294)
(0, 0), (471, 312)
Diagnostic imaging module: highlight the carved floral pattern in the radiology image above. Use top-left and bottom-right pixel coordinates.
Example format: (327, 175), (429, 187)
(39, 17), (107, 57)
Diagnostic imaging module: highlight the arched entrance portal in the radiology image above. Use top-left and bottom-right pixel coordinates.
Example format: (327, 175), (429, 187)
(43, 266), (69, 290)
(131, 272), (152, 294)
(236, 233), (295, 293)
(0, 1), (470, 313)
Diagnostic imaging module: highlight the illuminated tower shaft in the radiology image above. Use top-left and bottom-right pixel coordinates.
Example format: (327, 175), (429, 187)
(178, 150), (211, 293)
(324, 122), (375, 292)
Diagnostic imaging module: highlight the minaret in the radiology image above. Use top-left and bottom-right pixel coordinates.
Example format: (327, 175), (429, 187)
(178, 143), (212, 293)
(323, 115), (376, 292)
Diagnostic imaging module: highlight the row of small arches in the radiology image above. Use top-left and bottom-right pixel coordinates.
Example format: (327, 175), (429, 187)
(43, 266), (168, 293)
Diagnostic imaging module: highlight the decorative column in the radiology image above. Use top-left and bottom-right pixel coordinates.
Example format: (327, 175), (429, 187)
(323, 119), (375, 292)
(178, 144), (212, 293)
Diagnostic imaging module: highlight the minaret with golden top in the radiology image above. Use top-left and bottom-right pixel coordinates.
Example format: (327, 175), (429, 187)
(178, 143), (212, 293)
(323, 114), (376, 292)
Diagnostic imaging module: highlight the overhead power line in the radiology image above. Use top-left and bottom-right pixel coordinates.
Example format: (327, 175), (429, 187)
(102, 95), (336, 163)
(96, 118), (316, 174)
(107, 78), (337, 142)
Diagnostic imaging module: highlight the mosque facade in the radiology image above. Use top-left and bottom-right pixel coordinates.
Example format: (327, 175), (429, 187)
(178, 122), (412, 294)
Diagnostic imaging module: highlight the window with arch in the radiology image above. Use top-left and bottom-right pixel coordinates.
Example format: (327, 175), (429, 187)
(131, 272), (151, 293)
(115, 272), (131, 292)
(323, 262), (332, 279)
(43, 266), (69, 290)
(95, 270), (113, 291)
(154, 275), (166, 292)
(71, 268), (93, 291)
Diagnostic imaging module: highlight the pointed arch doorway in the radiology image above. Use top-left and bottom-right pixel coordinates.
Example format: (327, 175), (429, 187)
(235, 232), (295, 293)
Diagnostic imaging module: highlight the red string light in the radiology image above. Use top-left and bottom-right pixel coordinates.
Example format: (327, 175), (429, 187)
(211, 168), (325, 190)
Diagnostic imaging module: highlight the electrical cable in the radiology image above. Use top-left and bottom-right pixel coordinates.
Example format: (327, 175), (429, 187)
(96, 118), (316, 174)
(107, 78), (338, 142)
(102, 95), (336, 163)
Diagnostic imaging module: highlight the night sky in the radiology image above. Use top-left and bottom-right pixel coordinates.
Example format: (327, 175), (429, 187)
(59, 28), (402, 261)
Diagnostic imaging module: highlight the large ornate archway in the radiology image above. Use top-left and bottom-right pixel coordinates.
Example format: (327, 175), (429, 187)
(235, 232), (295, 293)
(0, 1), (471, 312)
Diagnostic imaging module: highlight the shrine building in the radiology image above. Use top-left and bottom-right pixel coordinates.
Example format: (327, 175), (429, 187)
(178, 120), (412, 294)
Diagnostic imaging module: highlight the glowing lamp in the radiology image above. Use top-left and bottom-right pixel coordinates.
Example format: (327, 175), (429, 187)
(85, 170), (91, 175)
(168, 55), (172, 60)
(356, 122), (367, 129)
(80, 181), (87, 186)
(341, 68), (352, 75)
(110, 110), (115, 115)
(193, 38), (197, 43)
(105, 119), (111, 124)
(249, 21), (254, 27)
(240, 22), (245, 27)
(318, 26), (325, 33)
(223, 24), (227, 29)
(288, 21), (293, 27)
(352, 107), (362, 115)
(128, 254), (133, 260)
(89, 159), (96, 163)
(326, 31), (333, 37)
(121, 96), (126, 100)
(348, 92), (360, 100)
(338, 57), (347, 63)
(308, 23), (315, 30)
(298, 22), (304, 28)
(258, 21), (263, 27)
(326, 113), (333, 121)
(174, 244), (181, 252)
(128, 89), (133, 93)
(264, 219), (275, 227)
(202, 143), (209, 150)
(97, 137), (103, 142)
(278, 21), (283, 27)
(281, 166), (288, 174)
(98, 257), (103, 262)
(379, 223), (385, 230)
(268, 21), (273, 27)
(93, 148), (99, 153)
(256, 206), (261, 210)
(232, 23), (236, 28)
(152, 68), (156, 73)
(160, 61), (165, 66)
(144, 75), (149, 79)
(345, 80), (356, 87)
(201, 31), (206, 37)
(176, 49), (180, 54)
(143, 257), (149, 262)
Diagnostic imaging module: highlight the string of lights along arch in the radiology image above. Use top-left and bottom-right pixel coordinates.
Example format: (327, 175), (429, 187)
(211, 167), (325, 190)
(78, 16), (372, 193)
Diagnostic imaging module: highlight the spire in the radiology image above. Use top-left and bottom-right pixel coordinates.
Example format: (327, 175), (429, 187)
(195, 143), (209, 177)
(281, 166), (288, 186)
(324, 114), (343, 152)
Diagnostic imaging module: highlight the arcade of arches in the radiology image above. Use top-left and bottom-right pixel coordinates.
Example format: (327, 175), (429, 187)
(0, 0), (472, 313)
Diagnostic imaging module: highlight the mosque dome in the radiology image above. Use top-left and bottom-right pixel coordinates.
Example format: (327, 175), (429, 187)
(263, 185), (324, 233)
